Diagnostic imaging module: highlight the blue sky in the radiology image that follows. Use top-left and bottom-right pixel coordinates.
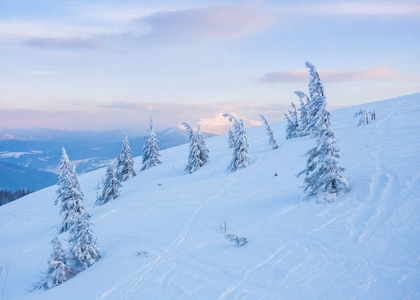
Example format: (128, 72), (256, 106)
(0, 0), (419, 133)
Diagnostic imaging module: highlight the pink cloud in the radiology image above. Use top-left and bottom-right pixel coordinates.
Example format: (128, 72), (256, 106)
(139, 1), (275, 41)
(260, 67), (419, 83)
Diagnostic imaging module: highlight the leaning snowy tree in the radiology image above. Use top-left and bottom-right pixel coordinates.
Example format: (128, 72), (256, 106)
(34, 232), (75, 290)
(182, 122), (203, 174)
(295, 91), (310, 136)
(297, 62), (349, 202)
(141, 117), (162, 171)
(223, 113), (249, 172)
(69, 210), (100, 270)
(55, 148), (85, 233)
(354, 109), (369, 126)
(116, 133), (136, 182)
(305, 62), (326, 136)
(196, 125), (209, 164)
(96, 163), (122, 206)
(259, 115), (278, 149)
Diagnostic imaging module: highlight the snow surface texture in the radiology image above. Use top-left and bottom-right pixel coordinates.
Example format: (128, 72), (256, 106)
(0, 94), (419, 299)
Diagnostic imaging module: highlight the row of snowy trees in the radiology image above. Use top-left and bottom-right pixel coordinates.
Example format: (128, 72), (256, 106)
(96, 117), (161, 206)
(35, 148), (101, 290)
(72, 60), (349, 210)
(34, 117), (164, 290)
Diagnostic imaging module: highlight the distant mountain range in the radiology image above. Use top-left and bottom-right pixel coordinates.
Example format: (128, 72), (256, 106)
(0, 162), (57, 191)
(0, 127), (216, 191)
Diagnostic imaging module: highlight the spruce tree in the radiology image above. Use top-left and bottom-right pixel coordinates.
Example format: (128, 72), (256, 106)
(298, 62), (349, 202)
(69, 210), (100, 270)
(182, 122), (203, 174)
(55, 147), (73, 206)
(96, 163), (122, 206)
(259, 115), (278, 149)
(295, 91), (310, 136)
(305, 62), (326, 136)
(34, 233), (74, 290)
(223, 113), (249, 171)
(196, 125), (209, 164)
(116, 133), (136, 182)
(55, 148), (85, 233)
(141, 117), (162, 171)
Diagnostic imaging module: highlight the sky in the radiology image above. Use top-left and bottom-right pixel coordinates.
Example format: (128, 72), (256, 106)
(0, 0), (419, 134)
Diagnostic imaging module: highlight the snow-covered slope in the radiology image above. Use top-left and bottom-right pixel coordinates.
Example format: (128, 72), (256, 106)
(0, 94), (419, 299)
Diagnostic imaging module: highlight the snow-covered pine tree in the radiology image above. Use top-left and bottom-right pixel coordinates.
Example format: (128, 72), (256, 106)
(284, 111), (299, 139)
(228, 126), (235, 148)
(116, 133), (136, 182)
(295, 91), (310, 136)
(55, 148), (85, 233)
(196, 125), (209, 164)
(259, 115), (278, 149)
(297, 62), (349, 202)
(96, 163), (122, 206)
(223, 113), (249, 171)
(141, 117), (162, 171)
(34, 232), (74, 290)
(55, 147), (73, 207)
(69, 210), (100, 270)
(182, 122), (203, 174)
(354, 109), (369, 126)
(284, 102), (300, 139)
(305, 62), (327, 136)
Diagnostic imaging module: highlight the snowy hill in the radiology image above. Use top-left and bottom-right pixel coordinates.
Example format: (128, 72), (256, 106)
(0, 94), (419, 299)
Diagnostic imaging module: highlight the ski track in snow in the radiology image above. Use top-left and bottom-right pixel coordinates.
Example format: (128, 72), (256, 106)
(98, 153), (267, 299)
(357, 100), (402, 244)
(218, 245), (287, 300)
(0, 263), (8, 300)
(99, 178), (240, 300)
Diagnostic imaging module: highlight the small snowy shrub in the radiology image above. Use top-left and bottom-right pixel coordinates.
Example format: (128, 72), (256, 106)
(217, 220), (247, 247)
(225, 233), (248, 247)
(136, 250), (149, 257)
(216, 220), (228, 234)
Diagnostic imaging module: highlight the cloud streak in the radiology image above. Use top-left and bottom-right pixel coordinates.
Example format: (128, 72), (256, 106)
(0, 20), (115, 49)
(260, 67), (420, 83)
(138, 2), (275, 41)
(24, 71), (58, 75)
(23, 37), (102, 49)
